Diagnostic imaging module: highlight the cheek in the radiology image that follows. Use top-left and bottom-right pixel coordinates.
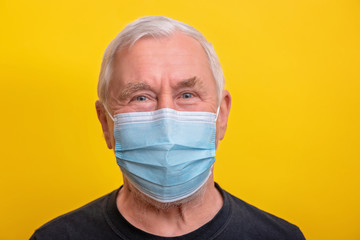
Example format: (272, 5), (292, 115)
(127, 101), (157, 112)
(107, 120), (116, 148)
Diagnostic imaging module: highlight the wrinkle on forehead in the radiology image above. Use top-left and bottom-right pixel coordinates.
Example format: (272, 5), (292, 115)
(108, 33), (217, 104)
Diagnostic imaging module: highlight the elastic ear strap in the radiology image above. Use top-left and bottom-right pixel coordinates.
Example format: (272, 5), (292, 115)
(103, 104), (114, 121)
(215, 106), (220, 121)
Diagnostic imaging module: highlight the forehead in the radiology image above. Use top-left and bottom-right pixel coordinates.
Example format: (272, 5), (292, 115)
(110, 33), (214, 86)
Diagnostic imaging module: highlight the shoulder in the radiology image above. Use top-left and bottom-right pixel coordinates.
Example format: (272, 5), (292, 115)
(220, 187), (305, 240)
(30, 189), (118, 240)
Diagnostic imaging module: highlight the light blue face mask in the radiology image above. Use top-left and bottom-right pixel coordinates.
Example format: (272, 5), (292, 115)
(106, 107), (218, 203)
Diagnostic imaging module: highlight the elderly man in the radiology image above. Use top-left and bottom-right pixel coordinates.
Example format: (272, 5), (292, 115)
(30, 16), (305, 239)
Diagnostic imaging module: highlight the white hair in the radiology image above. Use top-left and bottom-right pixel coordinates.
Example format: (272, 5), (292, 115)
(97, 16), (225, 105)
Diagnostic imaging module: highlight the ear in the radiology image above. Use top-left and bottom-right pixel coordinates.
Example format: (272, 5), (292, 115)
(216, 90), (231, 142)
(95, 100), (114, 149)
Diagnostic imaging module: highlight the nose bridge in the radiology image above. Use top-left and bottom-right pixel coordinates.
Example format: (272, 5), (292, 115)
(156, 75), (176, 110)
(157, 93), (175, 110)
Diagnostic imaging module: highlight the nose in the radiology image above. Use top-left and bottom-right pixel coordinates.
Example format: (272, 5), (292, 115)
(156, 94), (175, 110)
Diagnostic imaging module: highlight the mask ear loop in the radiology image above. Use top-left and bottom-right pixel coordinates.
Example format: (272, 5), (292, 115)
(215, 106), (220, 121)
(103, 104), (114, 121)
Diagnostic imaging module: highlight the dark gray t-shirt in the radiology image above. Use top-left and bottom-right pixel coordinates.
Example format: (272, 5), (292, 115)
(30, 183), (305, 240)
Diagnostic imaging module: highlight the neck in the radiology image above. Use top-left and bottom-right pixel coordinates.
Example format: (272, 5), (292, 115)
(116, 173), (223, 237)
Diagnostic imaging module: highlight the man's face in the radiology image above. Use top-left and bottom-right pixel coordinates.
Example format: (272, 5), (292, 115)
(97, 32), (230, 150)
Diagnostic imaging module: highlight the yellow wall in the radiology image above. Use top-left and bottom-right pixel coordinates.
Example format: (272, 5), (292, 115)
(1, 1), (359, 239)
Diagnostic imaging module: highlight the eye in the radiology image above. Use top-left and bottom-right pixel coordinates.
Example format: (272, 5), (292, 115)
(136, 96), (147, 101)
(182, 93), (193, 99)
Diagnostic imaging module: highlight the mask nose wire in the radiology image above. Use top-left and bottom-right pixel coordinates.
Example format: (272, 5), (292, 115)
(104, 104), (220, 122)
(103, 104), (114, 121)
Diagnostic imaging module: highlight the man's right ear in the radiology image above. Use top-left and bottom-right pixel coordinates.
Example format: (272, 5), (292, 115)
(95, 101), (113, 149)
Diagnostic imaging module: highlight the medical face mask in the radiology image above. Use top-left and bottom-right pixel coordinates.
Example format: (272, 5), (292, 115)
(106, 107), (217, 203)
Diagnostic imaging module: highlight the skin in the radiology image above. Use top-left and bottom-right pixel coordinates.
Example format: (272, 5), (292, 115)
(95, 32), (231, 237)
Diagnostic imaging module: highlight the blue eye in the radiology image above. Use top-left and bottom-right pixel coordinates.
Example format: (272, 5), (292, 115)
(136, 96), (147, 101)
(182, 93), (193, 99)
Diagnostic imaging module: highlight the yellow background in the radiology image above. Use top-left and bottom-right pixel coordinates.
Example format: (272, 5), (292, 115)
(1, 0), (359, 239)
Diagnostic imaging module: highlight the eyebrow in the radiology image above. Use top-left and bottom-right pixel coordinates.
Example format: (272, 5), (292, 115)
(117, 76), (202, 101)
(118, 82), (151, 100)
(176, 76), (202, 89)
